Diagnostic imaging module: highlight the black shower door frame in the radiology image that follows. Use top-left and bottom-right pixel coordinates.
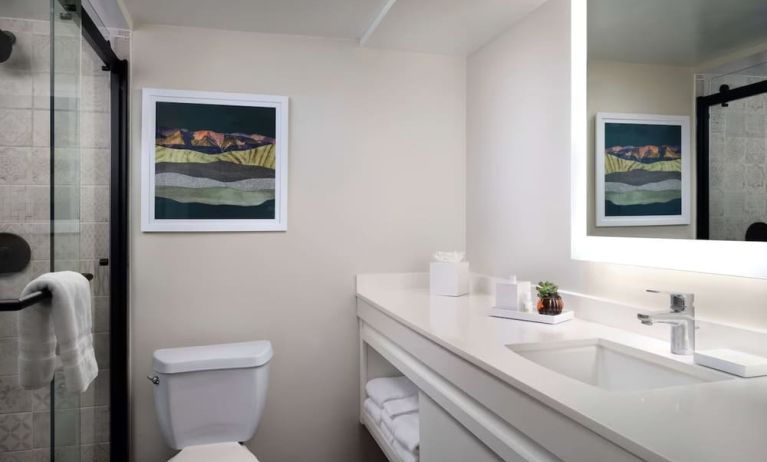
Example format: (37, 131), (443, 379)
(696, 78), (767, 239)
(76, 7), (130, 462)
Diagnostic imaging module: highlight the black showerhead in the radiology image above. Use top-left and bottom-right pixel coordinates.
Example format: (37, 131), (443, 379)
(0, 30), (16, 64)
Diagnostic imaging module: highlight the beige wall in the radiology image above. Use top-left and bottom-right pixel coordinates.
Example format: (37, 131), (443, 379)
(466, 0), (767, 335)
(129, 26), (466, 461)
(587, 60), (695, 239)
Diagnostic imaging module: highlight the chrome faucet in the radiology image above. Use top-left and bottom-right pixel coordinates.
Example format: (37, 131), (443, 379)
(637, 290), (695, 355)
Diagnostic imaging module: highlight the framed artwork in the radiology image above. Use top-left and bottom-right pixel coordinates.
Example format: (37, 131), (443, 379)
(596, 113), (690, 227)
(141, 88), (288, 232)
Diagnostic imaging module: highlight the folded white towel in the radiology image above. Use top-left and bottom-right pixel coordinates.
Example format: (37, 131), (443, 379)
(382, 410), (395, 434)
(393, 412), (420, 453)
(380, 420), (395, 445)
(363, 398), (382, 424)
(365, 376), (417, 407)
(383, 395), (419, 419)
(18, 271), (97, 393)
(394, 440), (419, 462)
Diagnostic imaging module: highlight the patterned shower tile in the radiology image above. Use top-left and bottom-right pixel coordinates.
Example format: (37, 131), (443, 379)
(30, 387), (49, 413)
(31, 73), (51, 111)
(745, 114), (766, 138)
(92, 297), (109, 334)
(0, 376), (31, 413)
(31, 377), (80, 413)
(0, 448), (49, 462)
(28, 148), (49, 186)
(32, 408), (79, 449)
(31, 111), (48, 149)
(0, 313), (18, 339)
(0, 340), (19, 376)
(0, 110), (32, 147)
(80, 373), (108, 408)
(93, 335), (109, 370)
(0, 68), (32, 110)
(79, 113), (109, 150)
(745, 165), (765, 188)
(80, 187), (109, 224)
(80, 443), (109, 462)
(24, 186), (49, 223)
(79, 407), (108, 445)
(54, 446), (79, 462)
(0, 148), (31, 185)
(0, 413), (33, 452)
(80, 75), (110, 113)
(80, 149), (109, 187)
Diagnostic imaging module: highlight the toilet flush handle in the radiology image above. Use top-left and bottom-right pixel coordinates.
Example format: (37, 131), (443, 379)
(147, 375), (160, 385)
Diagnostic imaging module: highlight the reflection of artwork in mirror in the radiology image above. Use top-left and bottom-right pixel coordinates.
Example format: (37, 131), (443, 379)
(596, 113), (690, 227)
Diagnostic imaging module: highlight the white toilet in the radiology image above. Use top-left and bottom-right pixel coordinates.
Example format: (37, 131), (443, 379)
(150, 341), (273, 461)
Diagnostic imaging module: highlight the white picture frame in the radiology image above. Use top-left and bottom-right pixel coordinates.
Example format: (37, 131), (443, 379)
(141, 88), (288, 232)
(595, 112), (690, 227)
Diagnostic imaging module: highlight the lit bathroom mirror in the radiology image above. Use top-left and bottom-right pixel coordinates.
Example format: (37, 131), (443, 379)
(570, 0), (767, 277)
(588, 0), (767, 241)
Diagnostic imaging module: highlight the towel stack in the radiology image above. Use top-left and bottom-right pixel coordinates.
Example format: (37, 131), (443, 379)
(364, 376), (420, 462)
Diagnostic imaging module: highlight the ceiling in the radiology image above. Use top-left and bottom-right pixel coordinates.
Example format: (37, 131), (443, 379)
(589, 0), (767, 67)
(117, 0), (548, 56)
(362, 0), (545, 55)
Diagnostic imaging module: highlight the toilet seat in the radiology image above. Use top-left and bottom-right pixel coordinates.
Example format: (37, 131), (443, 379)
(169, 442), (259, 462)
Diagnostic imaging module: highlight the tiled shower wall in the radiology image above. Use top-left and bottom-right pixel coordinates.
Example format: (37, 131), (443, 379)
(706, 74), (767, 241)
(0, 16), (129, 462)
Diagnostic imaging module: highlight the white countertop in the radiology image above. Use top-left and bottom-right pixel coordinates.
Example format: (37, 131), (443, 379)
(356, 274), (767, 462)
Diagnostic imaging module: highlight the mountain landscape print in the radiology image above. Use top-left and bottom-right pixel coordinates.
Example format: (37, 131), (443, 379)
(602, 122), (683, 219)
(153, 102), (278, 220)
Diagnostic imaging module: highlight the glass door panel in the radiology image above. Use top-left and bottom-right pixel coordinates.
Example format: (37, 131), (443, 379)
(51, 0), (83, 459)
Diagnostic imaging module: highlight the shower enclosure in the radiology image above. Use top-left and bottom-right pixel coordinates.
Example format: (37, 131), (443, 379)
(697, 63), (767, 241)
(0, 1), (128, 460)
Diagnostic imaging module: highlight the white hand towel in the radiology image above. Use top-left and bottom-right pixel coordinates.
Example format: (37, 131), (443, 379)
(383, 395), (419, 419)
(18, 271), (97, 393)
(365, 376), (417, 407)
(394, 440), (419, 462)
(363, 398), (382, 424)
(393, 412), (420, 453)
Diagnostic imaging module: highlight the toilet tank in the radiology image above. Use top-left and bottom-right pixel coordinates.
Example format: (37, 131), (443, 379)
(151, 341), (273, 449)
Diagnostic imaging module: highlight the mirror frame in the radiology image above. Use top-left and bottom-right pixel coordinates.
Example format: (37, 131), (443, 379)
(570, 0), (767, 279)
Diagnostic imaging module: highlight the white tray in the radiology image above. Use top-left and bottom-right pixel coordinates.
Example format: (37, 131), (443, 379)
(489, 307), (574, 324)
(694, 349), (767, 377)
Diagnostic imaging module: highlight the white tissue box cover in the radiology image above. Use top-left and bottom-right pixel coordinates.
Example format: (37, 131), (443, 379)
(694, 349), (767, 377)
(429, 262), (469, 296)
(494, 280), (531, 310)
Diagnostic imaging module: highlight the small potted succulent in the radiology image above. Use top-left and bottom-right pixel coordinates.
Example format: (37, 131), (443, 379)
(536, 281), (564, 315)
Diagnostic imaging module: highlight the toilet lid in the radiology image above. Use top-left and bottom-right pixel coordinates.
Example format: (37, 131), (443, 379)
(169, 442), (259, 462)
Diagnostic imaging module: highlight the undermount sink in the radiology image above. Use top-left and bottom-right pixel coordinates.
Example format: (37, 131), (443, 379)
(508, 338), (733, 391)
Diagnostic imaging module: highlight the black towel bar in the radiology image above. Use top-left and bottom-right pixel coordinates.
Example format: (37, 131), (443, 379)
(0, 273), (94, 312)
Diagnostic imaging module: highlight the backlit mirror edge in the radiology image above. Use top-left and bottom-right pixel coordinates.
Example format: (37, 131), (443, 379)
(569, 0), (767, 279)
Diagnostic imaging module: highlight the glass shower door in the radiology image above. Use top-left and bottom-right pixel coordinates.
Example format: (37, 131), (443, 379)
(51, 0), (84, 459)
(53, 0), (113, 458)
(0, 0), (113, 459)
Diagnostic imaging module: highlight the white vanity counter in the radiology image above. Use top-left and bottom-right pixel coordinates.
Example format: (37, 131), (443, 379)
(356, 273), (767, 462)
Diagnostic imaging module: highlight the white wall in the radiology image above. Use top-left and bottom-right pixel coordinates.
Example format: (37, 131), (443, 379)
(466, 0), (767, 334)
(587, 60), (695, 239)
(129, 26), (466, 461)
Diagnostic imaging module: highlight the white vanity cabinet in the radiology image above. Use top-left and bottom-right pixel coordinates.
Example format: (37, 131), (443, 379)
(419, 393), (503, 462)
(357, 297), (642, 462)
